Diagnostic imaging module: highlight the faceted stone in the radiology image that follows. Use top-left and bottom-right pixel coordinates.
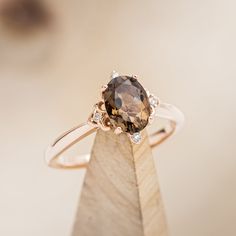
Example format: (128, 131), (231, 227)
(149, 95), (159, 107)
(93, 112), (101, 122)
(130, 132), (142, 144)
(103, 76), (151, 134)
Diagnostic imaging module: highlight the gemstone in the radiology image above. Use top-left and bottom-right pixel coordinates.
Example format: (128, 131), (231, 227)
(149, 95), (159, 107)
(93, 112), (101, 122)
(130, 132), (142, 144)
(103, 76), (151, 134)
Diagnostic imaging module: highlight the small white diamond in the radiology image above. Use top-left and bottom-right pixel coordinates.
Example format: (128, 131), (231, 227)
(149, 95), (159, 107)
(131, 132), (142, 144)
(93, 112), (101, 122)
(111, 71), (119, 79)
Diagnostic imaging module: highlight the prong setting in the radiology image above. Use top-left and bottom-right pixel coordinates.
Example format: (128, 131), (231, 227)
(88, 102), (111, 131)
(144, 90), (160, 126)
(101, 85), (108, 92)
(114, 127), (123, 135)
(148, 115), (154, 124)
(111, 70), (119, 79)
(91, 73), (160, 144)
(150, 106), (156, 116)
(145, 88), (150, 97)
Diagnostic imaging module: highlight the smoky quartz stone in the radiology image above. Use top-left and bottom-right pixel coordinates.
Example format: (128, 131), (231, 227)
(103, 76), (151, 134)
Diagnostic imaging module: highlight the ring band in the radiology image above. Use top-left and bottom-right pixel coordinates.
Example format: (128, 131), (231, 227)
(45, 73), (184, 169)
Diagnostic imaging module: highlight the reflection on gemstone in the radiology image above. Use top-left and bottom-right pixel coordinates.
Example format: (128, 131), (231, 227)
(103, 76), (151, 134)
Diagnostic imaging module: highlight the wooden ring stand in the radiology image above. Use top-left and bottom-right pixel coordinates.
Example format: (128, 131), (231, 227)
(72, 129), (168, 236)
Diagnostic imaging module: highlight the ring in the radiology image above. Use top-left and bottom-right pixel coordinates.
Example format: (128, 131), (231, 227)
(45, 72), (184, 169)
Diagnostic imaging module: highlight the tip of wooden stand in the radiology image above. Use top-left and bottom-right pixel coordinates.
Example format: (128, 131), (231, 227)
(72, 129), (168, 236)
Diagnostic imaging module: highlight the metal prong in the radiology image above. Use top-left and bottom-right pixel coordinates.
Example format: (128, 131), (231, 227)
(132, 74), (138, 79)
(101, 85), (108, 93)
(114, 127), (122, 135)
(144, 88), (150, 97)
(111, 70), (119, 79)
(148, 115), (154, 125)
(150, 106), (156, 116)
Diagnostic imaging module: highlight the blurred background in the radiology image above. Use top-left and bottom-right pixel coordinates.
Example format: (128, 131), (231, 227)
(0, 0), (236, 235)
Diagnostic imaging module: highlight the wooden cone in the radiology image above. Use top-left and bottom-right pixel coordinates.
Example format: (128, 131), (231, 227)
(72, 129), (168, 236)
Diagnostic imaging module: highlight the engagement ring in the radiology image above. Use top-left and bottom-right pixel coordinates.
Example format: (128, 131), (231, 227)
(45, 72), (184, 169)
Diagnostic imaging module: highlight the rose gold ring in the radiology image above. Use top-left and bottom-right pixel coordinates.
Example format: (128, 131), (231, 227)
(45, 72), (184, 169)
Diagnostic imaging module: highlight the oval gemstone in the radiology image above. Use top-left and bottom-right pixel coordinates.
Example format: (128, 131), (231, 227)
(103, 76), (151, 134)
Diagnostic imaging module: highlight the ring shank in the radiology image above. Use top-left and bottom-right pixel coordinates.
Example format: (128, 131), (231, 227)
(45, 124), (97, 169)
(45, 103), (184, 169)
(150, 103), (184, 148)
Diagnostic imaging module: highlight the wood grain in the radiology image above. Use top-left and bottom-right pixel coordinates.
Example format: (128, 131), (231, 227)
(72, 129), (168, 236)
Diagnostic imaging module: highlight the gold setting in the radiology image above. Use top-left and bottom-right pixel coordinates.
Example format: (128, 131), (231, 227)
(45, 71), (185, 169)
(88, 72), (160, 143)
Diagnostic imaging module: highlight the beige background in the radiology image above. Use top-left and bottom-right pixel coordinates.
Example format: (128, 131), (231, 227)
(0, 0), (236, 235)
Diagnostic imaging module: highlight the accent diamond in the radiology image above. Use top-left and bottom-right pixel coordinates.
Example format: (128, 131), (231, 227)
(130, 132), (142, 144)
(149, 95), (159, 107)
(93, 112), (101, 122)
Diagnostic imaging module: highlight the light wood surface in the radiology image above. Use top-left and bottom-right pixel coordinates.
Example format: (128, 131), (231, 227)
(72, 129), (168, 236)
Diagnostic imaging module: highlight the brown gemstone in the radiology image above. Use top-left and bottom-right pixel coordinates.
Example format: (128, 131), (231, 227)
(103, 76), (151, 134)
